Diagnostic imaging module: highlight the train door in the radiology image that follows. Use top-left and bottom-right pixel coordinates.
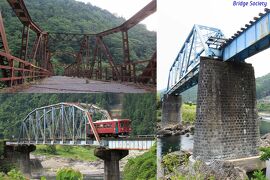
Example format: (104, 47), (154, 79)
(115, 121), (119, 134)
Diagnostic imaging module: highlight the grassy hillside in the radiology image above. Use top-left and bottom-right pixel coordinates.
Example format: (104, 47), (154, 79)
(123, 144), (156, 180)
(256, 73), (270, 100)
(33, 145), (97, 162)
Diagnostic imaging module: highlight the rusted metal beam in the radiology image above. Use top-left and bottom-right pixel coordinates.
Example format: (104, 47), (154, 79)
(20, 25), (29, 60)
(0, 12), (10, 53)
(138, 51), (156, 83)
(96, 0), (156, 37)
(96, 37), (120, 79)
(7, 0), (43, 34)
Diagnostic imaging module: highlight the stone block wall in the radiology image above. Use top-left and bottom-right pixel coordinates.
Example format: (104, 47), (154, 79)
(193, 57), (259, 160)
(161, 94), (181, 128)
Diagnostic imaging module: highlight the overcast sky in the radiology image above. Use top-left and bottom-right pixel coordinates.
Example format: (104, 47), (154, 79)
(75, 0), (156, 31)
(157, 0), (270, 90)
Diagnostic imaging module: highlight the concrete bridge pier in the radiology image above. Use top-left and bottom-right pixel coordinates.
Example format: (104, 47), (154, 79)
(161, 94), (182, 128)
(2, 144), (36, 177)
(193, 57), (259, 161)
(94, 148), (128, 180)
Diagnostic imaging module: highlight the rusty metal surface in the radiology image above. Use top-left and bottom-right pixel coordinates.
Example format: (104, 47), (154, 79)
(2, 0), (156, 88)
(7, 0), (43, 34)
(96, 0), (156, 37)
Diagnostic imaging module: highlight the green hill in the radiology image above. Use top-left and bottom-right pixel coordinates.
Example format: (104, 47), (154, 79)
(0, 0), (156, 73)
(256, 73), (270, 100)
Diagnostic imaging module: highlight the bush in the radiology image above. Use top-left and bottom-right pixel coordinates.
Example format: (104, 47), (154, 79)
(35, 145), (57, 155)
(59, 146), (73, 153)
(251, 170), (267, 180)
(182, 104), (196, 124)
(259, 147), (270, 161)
(162, 153), (180, 173)
(0, 162), (17, 174)
(56, 168), (83, 180)
(6, 169), (26, 180)
(123, 144), (156, 180)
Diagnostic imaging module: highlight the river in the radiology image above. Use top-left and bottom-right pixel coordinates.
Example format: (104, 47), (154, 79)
(157, 116), (270, 177)
(30, 149), (144, 180)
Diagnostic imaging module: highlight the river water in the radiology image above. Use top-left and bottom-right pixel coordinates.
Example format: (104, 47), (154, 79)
(157, 117), (270, 177)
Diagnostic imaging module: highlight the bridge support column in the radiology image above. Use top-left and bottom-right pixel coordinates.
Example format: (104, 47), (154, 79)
(193, 57), (259, 161)
(161, 94), (181, 128)
(1, 144), (36, 177)
(94, 148), (128, 180)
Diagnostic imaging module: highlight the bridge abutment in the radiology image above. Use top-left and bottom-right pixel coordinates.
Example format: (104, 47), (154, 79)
(193, 57), (259, 161)
(161, 94), (182, 128)
(94, 148), (128, 180)
(0, 143), (36, 177)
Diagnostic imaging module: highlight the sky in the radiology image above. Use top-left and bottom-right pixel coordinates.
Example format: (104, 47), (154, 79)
(157, 0), (270, 90)
(75, 0), (156, 31)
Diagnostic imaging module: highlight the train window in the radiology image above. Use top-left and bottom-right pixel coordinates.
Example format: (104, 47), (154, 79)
(120, 122), (124, 128)
(104, 124), (112, 128)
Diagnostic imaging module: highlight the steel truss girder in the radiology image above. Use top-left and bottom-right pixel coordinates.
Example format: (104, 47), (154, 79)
(5, 0), (156, 86)
(7, 0), (43, 34)
(166, 24), (224, 94)
(18, 102), (113, 145)
(223, 8), (270, 62)
(2, 1), (53, 86)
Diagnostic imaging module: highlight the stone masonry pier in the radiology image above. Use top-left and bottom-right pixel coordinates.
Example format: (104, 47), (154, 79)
(193, 57), (259, 161)
(161, 94), (182, 128)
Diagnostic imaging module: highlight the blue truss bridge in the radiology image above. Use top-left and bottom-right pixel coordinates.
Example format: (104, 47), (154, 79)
(166, 8), (270, 95)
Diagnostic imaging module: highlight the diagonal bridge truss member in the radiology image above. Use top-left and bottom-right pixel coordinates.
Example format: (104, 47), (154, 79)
(0, 0), (52, 87)
(64, 0), (157, 84)
(2, 0), (156, 88)
(166, 25), (225, 95)
(17, 102), (112, 146)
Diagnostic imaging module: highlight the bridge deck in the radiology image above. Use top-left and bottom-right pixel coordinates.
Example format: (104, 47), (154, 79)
(6, 138), (155, 150)
(1, 76), (150, 93)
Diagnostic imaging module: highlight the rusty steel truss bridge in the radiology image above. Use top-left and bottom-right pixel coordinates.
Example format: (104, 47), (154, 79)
(0, 0), (156, 88)
(7, 102), (155, 150)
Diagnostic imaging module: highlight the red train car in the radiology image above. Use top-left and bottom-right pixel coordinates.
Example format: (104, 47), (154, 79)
(87, 119), (132, 137)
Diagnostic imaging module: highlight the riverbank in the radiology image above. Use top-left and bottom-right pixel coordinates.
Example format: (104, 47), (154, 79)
(30, 150), (146, 179)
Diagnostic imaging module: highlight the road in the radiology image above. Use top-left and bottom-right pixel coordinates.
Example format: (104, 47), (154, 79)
(16, 76), (148, 93)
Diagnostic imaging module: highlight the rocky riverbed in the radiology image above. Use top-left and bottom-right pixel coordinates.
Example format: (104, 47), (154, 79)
(156, 123), (194, 137)
(30, 150), (146, 178)
(160, 132), (270, 180)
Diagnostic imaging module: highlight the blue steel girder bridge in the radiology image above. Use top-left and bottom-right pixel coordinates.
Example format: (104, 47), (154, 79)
(166, 8), (270, 95)
(7, 102), (155, 151)
(0, 0), (156, 88)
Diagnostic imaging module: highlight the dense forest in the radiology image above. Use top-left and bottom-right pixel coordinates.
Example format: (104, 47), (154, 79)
(0, 0), (156, 74)
(0, 93), (156, 139)
(256, 73), (270, 100)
